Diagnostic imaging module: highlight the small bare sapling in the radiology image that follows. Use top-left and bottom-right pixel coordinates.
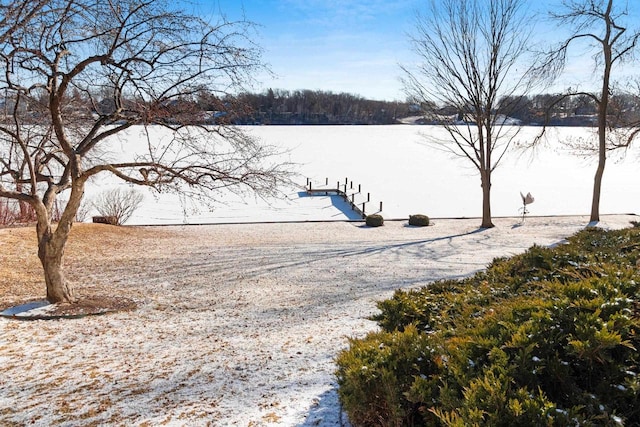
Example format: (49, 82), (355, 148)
(93, 188), (144, 226)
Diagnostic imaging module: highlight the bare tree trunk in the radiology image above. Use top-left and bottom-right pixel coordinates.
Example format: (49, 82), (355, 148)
(34, 183), (84, 304)
(38, 234), (75, 303)
(480, 169), (494, 228)
(590, 149), (605, 223)
(591, 46), (611, 223)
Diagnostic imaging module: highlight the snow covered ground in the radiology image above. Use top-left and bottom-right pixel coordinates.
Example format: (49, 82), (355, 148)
(1, 215), (638, 426)
(1, 125), (639, 426)
(83, 125), (640, 225)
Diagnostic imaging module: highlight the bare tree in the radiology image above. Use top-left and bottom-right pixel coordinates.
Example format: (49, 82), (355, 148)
(540, 0), (640, 222)
(93, 188), (144, 226)
(0, 0), (291, 304)
(402, 0), (543, 228)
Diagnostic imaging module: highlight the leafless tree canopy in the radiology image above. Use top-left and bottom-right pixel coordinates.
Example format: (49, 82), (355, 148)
(0, 0), (292, 303)
(402, 0), (543, 228)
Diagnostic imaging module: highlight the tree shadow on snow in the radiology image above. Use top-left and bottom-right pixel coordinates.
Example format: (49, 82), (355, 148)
(253, 226), (490, 280)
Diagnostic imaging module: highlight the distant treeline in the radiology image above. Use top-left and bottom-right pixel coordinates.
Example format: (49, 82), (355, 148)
(202, 89), (414, 125)
(5, 87), (637, 127)
(202, 89), (640, 127)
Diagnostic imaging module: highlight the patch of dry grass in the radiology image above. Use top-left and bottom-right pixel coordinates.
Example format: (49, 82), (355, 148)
(0, 223), (171, 310)
(0, 226), (41, 307)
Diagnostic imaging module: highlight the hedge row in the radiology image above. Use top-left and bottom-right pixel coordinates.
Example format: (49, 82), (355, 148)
(336, 225), (640, 426)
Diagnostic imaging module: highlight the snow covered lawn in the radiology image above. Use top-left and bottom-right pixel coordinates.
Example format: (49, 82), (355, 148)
(1, 215), (637, 425)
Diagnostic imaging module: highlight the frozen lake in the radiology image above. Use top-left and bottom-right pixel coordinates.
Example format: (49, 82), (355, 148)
(87, 125), (639, 224)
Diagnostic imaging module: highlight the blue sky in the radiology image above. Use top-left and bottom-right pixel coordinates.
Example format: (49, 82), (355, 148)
(197, 1), (639, 101)
(198, 0), (420, 101)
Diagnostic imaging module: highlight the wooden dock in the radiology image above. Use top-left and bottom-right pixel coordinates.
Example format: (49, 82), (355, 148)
(305, 177), (382, 219)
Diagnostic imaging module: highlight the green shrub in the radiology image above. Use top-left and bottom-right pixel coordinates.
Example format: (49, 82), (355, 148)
(338, 226), (640, 426)
(366, 214), (384, 227)
(336, 325), (441, 426)
(409, 214), (430, 227)
(371, 279), (468, 333)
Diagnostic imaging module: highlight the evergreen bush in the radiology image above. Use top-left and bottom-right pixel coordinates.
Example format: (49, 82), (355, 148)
(409, 214), (430, 227)
(337, 226), (640, 426)
(366, 214), (384, 227)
